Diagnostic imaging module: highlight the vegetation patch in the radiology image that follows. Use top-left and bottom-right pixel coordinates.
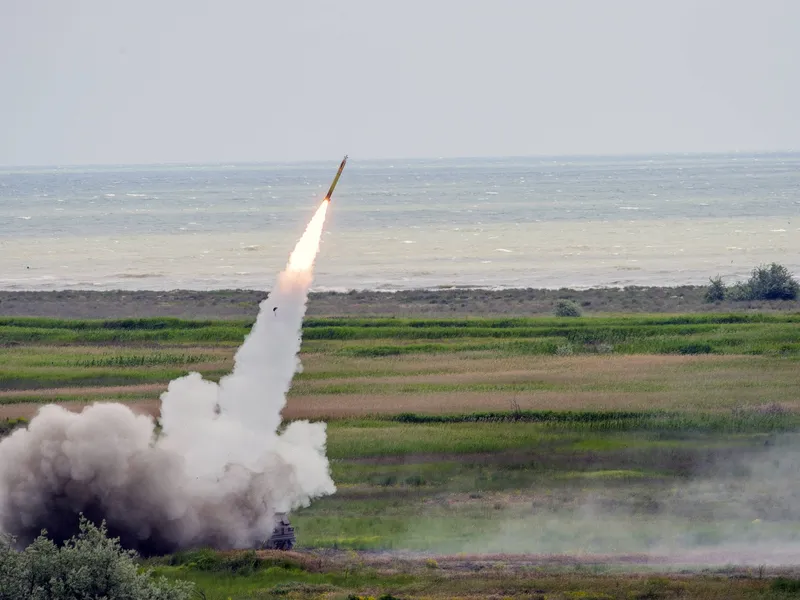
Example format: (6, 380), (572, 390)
(0, 517), (194, 599)
(1, 308), (799, 598)
(0, 417), (27, 436)
(705, 263), (800, 303)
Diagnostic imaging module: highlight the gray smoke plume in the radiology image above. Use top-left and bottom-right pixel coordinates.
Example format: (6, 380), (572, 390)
(0, 202), (336, 556)
(401, 433), (800, 566)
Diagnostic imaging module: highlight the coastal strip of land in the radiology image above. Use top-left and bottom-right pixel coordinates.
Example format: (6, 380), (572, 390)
(0, 285), (798, 319)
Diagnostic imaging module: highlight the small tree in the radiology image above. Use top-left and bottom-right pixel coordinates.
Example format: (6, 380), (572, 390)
(554, 299), (582, 317)
(704, 275), (726, 303)
(707, 263), (798, 302)
(0, 517), (195, 600)
(727, 281), (753, 301)
(744, 263), (799, 301)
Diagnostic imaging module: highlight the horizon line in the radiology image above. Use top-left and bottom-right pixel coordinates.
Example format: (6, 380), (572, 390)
(1, 148), (799, 171)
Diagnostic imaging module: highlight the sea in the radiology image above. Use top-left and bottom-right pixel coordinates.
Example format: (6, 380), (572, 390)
(1, 153), (799, 292)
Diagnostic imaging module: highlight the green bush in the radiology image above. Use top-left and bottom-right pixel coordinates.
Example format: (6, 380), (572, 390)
(746, 263), (799, 300)
(704, 275), (726, 302)
(0, 517), (194, 600)
(0, 418), (27, 438)
(771, 577), (800, 593)
(165, 547), (304, 574)
(554, 299), (583, 317)
(727, 263), (799, 301)
(677, 343), (713, 355)
(703, 264), (799, 302)
(726, 281), (751, 301)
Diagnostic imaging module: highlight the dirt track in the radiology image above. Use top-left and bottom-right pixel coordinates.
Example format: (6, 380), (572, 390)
(269, 547), (800, 573)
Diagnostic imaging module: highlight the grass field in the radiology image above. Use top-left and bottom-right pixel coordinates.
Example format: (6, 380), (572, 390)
(141, 549), (800, 600)
(1, 313), (798, 417)
(2, 312), (800, 598)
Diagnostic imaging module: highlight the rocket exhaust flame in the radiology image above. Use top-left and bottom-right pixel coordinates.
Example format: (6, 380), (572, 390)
(0, 199), (336, 556)
(287, 201), (329, 273)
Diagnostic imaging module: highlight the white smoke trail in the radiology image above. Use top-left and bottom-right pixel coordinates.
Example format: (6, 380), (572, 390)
(0, 201), (335, 555)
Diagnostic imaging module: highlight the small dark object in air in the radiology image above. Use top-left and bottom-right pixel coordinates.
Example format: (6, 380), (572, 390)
(273, 307), (278, 315)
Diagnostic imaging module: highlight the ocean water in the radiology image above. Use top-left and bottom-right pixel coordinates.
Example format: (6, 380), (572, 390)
(1, 153), (799, 292)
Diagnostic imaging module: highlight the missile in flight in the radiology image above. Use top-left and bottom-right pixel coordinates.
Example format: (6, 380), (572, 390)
(324, 155), (348, 202)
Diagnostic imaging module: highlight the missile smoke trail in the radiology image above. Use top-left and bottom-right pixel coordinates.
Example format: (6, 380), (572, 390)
(0, 201), (335, 555)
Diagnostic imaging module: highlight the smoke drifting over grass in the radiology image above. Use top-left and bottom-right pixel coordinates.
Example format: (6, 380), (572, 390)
(0, 202), (335, 556)
(403, 435), (800, 566)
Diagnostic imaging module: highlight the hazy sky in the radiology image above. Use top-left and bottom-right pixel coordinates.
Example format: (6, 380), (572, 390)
(2, 0), (799, 166)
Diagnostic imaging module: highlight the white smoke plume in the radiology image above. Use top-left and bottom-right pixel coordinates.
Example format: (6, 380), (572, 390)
(0, 201), (335, 556)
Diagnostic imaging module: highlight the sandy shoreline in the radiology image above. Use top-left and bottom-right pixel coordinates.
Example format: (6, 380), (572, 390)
(0, 286), (797, 319)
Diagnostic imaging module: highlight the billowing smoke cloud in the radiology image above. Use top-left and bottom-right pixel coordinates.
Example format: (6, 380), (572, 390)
(0, 201), (335, 556)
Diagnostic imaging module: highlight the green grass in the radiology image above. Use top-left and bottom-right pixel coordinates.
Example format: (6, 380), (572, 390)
(148, 562), (413, 600)
(0, 366), (229, 390)
(72, 353), (218, 367)
(2, 313), (800, 598)
(286, 412), (800, 557)
(301, 314), (800, 327)
(138, 532), (792, 599)
(385, 409), (800, 429)
(0, 316), (251, 330)
(3, 404), (799, 597)
(0, 417), (27, 436)
(0, 392), (154, 405)
(144, 551), (784, 600)
(322, 412), (797, 460)
(0, 313), (794, 397)
(2, 314), (799, 356)
(0, 325), (248, 344)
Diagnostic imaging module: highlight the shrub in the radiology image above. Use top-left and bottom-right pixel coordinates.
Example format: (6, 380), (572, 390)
(771, 577), (800, 593)
(0, 418), (27, 439)
(745, 263), (799, 300)
(555, 343), (574, 356)
(554, 299), (583, 317)
(271, 583), (336, 596)
(404, 474), (425, 487)
(704, 275), (726, 302)
(678, 343), (713, 355)
(728, 263), (799, 301)
(726, 281), (752, 301)
(0, 517), (194, 600)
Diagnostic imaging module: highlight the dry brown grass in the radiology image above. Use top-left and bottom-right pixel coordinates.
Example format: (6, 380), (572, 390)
(0, 399), (160, 421)
(0, 383), (166, 399)
(288, 354), (799, 415)
(296, 354), (762, 385)
(0, 389), (675, 421)
(1, 353), (797, 421)
(281, 389), (793, 419)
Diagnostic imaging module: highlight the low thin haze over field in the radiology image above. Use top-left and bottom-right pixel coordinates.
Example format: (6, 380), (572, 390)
(2, 0), (799, 166)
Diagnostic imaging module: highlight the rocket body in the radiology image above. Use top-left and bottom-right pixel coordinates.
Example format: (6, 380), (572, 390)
(324, 155), (348, 202)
